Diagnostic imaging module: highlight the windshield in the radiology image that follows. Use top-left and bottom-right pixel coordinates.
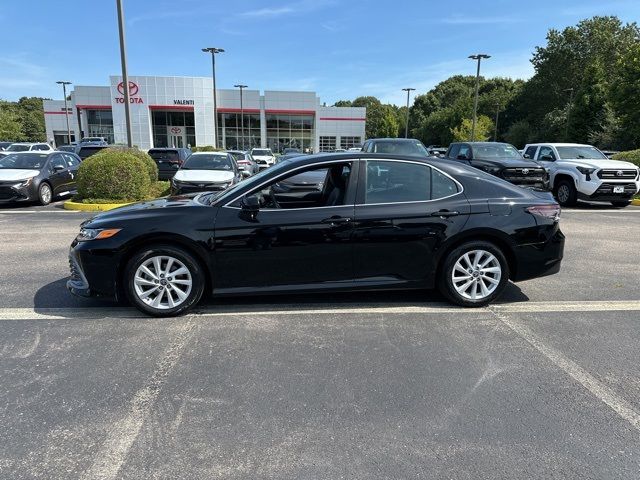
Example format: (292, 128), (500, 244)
(473, 144), (523, 160)
(182, 154), (233, 171)
(6, 144), (30, 152)
(252, 149), (272, 156)
(556, 146), (607, 160)
(149, 150), (179, 161)
(373, 141), (428, 156)
(0, 153), (47, 169)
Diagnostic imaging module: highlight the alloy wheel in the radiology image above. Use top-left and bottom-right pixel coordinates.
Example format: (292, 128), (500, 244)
(451, 250), (502, 301)
(133, 255), (193, 310)
(557, 184), (570, 203)
(40, 184), (52, 204)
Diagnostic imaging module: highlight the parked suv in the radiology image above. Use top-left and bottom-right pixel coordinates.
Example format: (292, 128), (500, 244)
(361, 138), (431, 158)
(522, 143), (640, 207)
(250, 148), (276, 169)
(75, 145), (109, 160)
(5, 142), (53, 152)
(446, 142), (548, 190)
(148, 148), (192, 180)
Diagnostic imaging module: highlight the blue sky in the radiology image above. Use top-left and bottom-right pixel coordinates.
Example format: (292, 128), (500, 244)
(1, 0), (639, 105)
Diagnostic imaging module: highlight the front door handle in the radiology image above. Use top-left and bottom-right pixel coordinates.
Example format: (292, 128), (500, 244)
(429, 210), (460, 218)
(321, 216), (352, 224)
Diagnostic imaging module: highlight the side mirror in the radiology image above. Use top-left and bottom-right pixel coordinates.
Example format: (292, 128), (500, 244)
(523, 153), (531, 159)
(540, 155), (553, 161)
(53, 165), (65, 173)
(241, 194), (260, 213)
(457, 153), (469, 160)
(241, 170), (252, 178)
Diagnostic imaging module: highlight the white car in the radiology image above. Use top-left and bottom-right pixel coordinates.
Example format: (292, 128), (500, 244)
(523, 143), (640, 207)
(5, 142), (53, 153)
(170, 151), (242, 195)
(250, 148), (276, 169)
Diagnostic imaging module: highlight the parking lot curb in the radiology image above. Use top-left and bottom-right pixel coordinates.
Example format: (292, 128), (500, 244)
(632, 198), (640, 206)
(63, 200), (132, 212)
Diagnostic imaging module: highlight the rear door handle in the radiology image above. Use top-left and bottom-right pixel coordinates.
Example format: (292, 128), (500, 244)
(429, 210), (460, 218)
(321, 216), (352, 224)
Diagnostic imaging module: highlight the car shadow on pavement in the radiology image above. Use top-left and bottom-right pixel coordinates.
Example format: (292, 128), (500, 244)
(32, 277), (529, 319)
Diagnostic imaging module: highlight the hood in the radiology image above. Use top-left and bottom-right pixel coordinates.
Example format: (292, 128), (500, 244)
(83, 195), (202, 226)
(174, 169), (234, 183)
(558, 158), (639, 170)
(477, 157), (543, 168)
(0, 169), (40, 181)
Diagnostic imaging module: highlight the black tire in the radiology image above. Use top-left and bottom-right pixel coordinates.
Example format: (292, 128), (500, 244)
(554, 180), (577, 207)
(438, 241), (510, 308)
(611, 201), (631, 208)
(38, 182), (52, 206)
(124, 244), (205, 317)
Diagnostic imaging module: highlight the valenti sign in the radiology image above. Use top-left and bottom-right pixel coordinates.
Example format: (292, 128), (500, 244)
(115, 81), (144, 104)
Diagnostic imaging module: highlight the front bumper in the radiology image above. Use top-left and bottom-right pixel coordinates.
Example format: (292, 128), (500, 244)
(577, 182), (639, 202)
(67, 241), (121, 300)
(0, 183), (35, 203)
(171, 182), (230, 195)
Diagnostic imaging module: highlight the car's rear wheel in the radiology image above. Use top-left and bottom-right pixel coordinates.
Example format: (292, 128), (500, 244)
(611, 200), (631, 208)
(124, 245), (205, 317)
(38, 182), (52, 205)
(439, 241), (509, 307)
(555, 180), (577, 207)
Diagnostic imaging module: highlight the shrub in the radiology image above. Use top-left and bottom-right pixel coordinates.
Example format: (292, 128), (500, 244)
(101, 147), (158, 182)
(76, 150), (151, 202)
(191, 145), (223, 153)
(611, 149), (640, 167)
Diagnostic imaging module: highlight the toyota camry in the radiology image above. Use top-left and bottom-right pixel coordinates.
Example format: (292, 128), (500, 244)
(67, 153), (564, 316)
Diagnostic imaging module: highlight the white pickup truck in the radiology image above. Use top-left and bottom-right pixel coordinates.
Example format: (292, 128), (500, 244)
(522, 143), (640, 207)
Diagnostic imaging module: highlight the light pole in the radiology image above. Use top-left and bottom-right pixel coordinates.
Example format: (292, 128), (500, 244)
(565, 87), (575, 140)
(468, 53), (491, 141)
(493, 102), (500, 142)
(234, 84), (247, 150)
(56, 81), (72, 145)
(401, 87), (415, 138)
(202, 47), (224, 148)
(116, 0), (133, 147)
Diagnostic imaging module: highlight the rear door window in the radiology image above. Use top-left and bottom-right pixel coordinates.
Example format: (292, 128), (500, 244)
(365, 160), (431, 204)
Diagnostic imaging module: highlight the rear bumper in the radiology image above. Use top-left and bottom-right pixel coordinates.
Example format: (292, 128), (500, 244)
(511, 228), (565, 282)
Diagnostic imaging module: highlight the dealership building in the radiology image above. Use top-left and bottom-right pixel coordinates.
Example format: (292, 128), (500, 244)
(43, 75), (366, 153)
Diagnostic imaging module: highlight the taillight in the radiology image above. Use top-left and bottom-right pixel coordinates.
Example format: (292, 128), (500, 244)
(526, 204), (561, 221)
(237, 160), (250, 165)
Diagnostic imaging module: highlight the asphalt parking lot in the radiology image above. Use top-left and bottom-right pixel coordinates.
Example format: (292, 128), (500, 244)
(1, 201), (640, 479)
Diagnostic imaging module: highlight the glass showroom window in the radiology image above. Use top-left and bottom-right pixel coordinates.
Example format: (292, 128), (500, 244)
(266, 114), (315, 153)
(152, 110), (196, 148)
(217, 113), (261, 150)
(319, 136), (336, 152)
(86, 110), (114, 144)
(340, 136), (361, 149)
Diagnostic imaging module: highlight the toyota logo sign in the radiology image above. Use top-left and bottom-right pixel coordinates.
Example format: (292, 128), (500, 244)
(521, 168), (529, 175)
(616, 170), (624, 177)
(117, 81), (139, 96)
(170, 127), (182, 134)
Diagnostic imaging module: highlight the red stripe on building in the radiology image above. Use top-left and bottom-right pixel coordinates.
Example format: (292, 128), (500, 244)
(44, 111), (73, 115)
(319, 117), (366, 121)
(148, 105), (195, 111)
(217, 108), (261, 114)
(265, 109), (316, 115)
(75, 104), (112, 110)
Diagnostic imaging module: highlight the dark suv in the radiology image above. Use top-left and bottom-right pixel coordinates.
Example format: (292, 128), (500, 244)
(446, 142), (549, 190)
(75, 145), (109, 160)
(148, 148), (192, 180)
(361, 138), (431, 158)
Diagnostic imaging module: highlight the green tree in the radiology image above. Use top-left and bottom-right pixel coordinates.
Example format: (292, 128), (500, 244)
(610, 43), (640, 147)
(0, 102), (23, 141)
(450, 115), (494, 142)
(333, 100), (352, 107)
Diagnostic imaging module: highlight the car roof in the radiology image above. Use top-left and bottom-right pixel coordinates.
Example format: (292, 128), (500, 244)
(11, 142), (44, 145)
(190, 151), (228, 155)
(454, 142), (513, 146)
(366, 138), (422, 143)
(526, 143), (594, 147)
(148, 147), (183, 151)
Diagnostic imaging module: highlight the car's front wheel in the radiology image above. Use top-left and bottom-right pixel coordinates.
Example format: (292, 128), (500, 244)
(38, 182), (52, 206)
(439, 241), (509, 307)
(555, 180), (577, 207)
(124, 245), (205, 317)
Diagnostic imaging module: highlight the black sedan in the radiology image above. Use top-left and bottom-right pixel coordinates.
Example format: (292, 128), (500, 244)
(67, 153), (564, 316)
(0, 151), (81, 205)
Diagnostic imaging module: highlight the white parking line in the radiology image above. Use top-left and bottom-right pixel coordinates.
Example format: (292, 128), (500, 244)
(491, 308), (640, 432)
(80, 317), (197, 480)
(1, 300), (639, 321)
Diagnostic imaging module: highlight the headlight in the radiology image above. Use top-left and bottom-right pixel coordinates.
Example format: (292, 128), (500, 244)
(576, 167), (595, 176)
(76, 228), (121, 242)
(12, 178), (33, 188)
